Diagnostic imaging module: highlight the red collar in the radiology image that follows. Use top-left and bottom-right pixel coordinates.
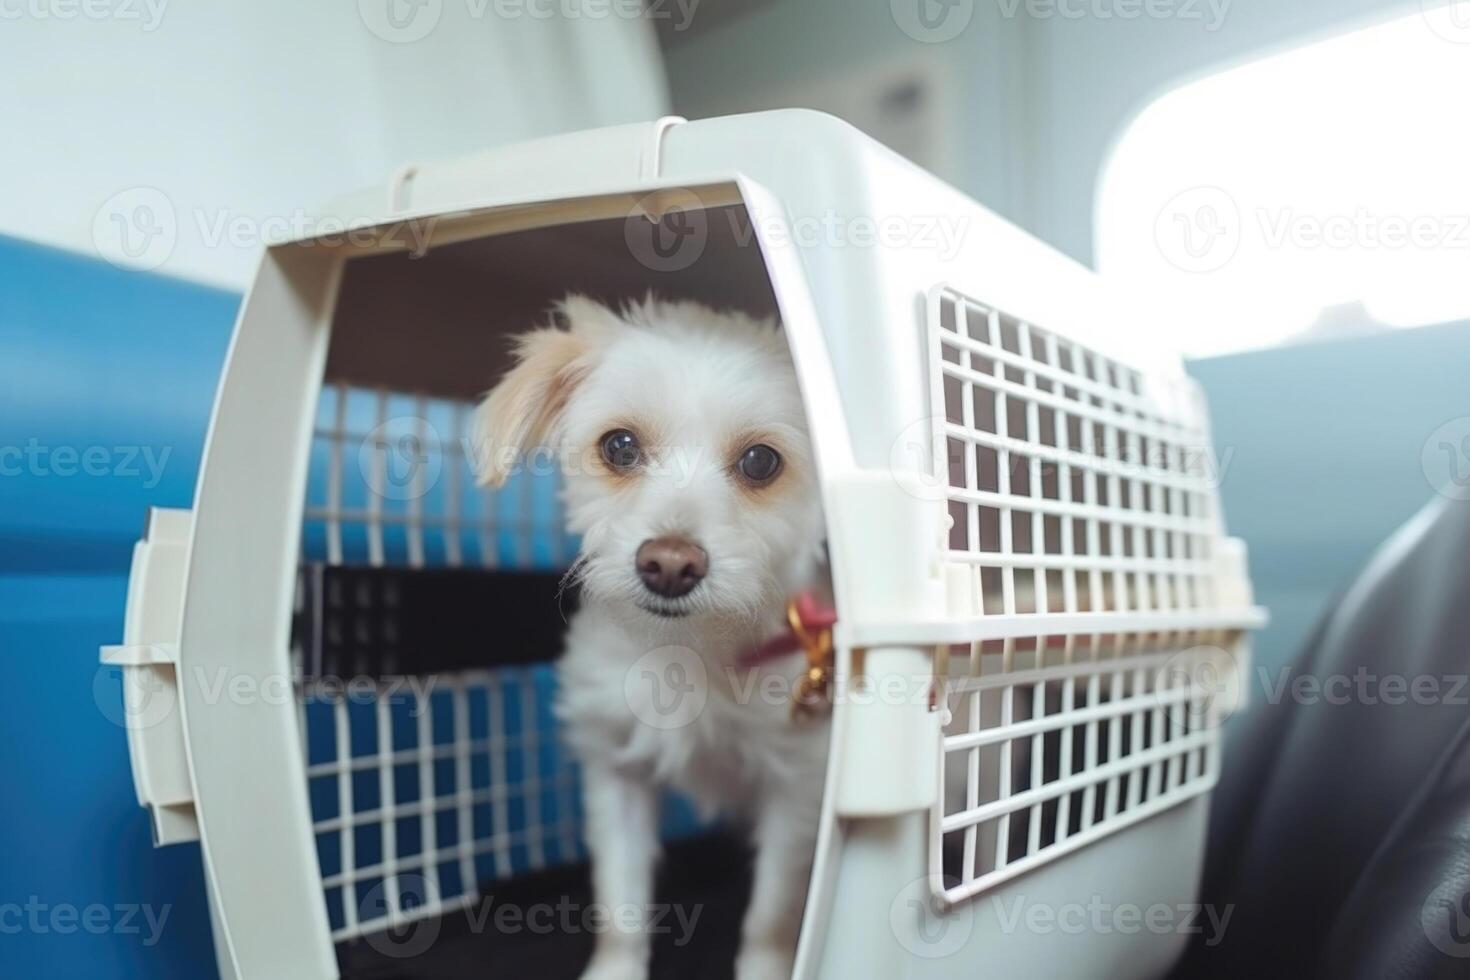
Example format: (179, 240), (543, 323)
(736, 592), (837, 669)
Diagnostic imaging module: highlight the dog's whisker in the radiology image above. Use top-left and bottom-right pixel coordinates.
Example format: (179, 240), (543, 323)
(554, 554), (593, 624)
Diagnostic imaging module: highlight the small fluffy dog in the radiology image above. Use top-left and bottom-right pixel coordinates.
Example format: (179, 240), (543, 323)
(475, 295), (829, 980)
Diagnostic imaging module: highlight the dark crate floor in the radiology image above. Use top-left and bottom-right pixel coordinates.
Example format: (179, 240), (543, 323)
(337, 834), (753, 980)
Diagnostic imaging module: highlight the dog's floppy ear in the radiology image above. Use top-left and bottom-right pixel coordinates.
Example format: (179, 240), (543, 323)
(472, 296), (620, 487)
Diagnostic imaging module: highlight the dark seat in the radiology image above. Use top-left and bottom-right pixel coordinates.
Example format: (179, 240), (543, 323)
(1180, 497), (1470, 978)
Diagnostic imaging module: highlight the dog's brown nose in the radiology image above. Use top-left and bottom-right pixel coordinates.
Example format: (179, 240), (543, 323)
(635, 536), (708, 599)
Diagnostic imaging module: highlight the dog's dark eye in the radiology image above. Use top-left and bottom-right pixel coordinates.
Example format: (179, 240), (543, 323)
(736, 444), (782, 485)
(600, 429), (642, 470)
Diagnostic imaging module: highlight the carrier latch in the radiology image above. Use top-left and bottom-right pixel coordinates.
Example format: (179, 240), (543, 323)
(98, 508), (200, 847)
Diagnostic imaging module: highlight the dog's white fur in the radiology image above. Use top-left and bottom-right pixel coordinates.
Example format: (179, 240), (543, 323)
(475, 295), (829, 980)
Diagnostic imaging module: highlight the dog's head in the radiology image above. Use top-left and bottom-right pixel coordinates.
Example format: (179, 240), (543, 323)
(474, 295), (824, 624)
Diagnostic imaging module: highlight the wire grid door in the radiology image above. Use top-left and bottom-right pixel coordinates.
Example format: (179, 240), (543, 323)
(925, 284), (1252, 907)
(296, 382), (583, 942)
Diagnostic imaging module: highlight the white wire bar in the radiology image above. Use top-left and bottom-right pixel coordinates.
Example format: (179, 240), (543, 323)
(926, 285), (1253, 908)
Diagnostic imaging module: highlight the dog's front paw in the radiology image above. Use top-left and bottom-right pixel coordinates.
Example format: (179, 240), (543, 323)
(734, 942), (795, 980)
(579, 942), (649, 980)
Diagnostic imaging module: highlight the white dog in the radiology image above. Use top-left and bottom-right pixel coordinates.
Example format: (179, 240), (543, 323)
(475, 295), (830, 980)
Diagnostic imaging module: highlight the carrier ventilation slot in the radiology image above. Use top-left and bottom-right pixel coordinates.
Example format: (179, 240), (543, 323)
(295, 564), (575, 681)
(302, 381), (575, 572)
(295, 383), (586, 948)
(927, 284), (1252, 908)
(298, 665), (584, 946)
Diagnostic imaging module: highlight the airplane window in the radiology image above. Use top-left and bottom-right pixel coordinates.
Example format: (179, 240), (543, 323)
(1097, 7), (1470, 357)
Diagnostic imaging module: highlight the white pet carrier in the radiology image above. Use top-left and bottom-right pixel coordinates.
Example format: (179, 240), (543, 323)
(100, 110), (1265, 980)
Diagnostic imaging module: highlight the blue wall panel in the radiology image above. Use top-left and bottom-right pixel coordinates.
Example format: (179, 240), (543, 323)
(1, 236), (238, 977)
(1189, 319), (1470, 686)
(0, 236), (238, 573)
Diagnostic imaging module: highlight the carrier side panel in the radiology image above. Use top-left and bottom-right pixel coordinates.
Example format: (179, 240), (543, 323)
(177, 244), (341, 980)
